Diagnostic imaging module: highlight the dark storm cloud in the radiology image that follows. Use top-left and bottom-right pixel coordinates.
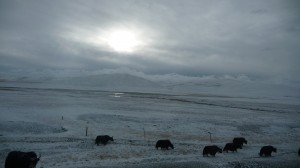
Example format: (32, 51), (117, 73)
(0, 0), (299, 80)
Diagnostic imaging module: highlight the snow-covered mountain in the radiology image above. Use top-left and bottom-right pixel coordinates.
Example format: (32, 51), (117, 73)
(1, 70), (299, 100)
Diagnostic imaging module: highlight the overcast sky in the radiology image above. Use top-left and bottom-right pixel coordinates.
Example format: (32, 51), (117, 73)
(0, 0), (299, 80)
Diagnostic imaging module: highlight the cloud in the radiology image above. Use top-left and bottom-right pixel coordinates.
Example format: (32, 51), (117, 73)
(0, 0), (299, 81)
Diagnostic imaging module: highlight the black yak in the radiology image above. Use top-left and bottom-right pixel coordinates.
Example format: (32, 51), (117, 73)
(5, 151), (40, 168)
(95, 135), (114, 145)
(259, 146), (277, 157)
(203, 145), (222, 157)
(233, 137), (247, 149)
(155, 140), (174, 150)
(223, 143), (238, 152)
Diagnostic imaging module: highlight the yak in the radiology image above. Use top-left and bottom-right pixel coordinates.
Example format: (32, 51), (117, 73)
(298, 148), (300, 156)
(233, 137), (247, 149)
(5, 151), (40, 168)
(203, 145), (222, 157)
(155, 140), (174, 150)
(95, 135), (114, 145)
(259, 145), (277, 157)
(223, 143), (238, 152)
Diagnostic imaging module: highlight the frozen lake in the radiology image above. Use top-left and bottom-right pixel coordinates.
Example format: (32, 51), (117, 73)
(0, 84), (300, 167)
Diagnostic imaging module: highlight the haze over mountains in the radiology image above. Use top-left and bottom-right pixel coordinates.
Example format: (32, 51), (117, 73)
(1, 69), (299, 100)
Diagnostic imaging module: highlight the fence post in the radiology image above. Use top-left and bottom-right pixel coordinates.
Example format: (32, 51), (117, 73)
(86, 121), (89, 137)
(208, 132), (212, 143)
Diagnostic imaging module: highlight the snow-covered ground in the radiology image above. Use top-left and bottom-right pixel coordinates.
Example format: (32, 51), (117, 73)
(0, 73), (300, 167)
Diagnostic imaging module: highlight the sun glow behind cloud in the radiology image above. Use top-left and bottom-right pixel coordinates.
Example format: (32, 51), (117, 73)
(106, 30), (140, 53)
(64, 26), (148, 54)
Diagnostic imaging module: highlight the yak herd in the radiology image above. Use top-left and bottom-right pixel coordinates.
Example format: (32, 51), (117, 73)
(202, 137), (278, 157)
(4, 136), (300, 168)
(93, 136), (297, 158)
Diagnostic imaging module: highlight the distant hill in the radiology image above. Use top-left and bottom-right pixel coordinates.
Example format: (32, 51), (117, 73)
(1, 71), (299, 99)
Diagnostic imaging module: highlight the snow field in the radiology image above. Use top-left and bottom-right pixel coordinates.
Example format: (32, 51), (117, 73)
(0, 85), (300, 167)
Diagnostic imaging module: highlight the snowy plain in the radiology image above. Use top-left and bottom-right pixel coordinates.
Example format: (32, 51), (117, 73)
(0, 72), (300, 167)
